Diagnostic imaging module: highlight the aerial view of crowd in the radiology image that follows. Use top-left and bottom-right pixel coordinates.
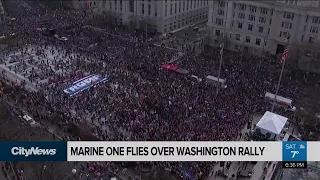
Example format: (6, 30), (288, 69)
(1, 0), (318, 180)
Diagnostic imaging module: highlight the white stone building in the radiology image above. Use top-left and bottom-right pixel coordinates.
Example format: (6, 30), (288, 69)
(207, 0), (320, 55)
(70, 0), (209, 34)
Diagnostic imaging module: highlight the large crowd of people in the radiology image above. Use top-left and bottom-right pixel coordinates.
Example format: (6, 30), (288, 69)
(0, 0), (310, 179)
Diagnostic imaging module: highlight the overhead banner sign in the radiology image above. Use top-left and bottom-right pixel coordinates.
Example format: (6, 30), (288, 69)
(63, 74), (107, 96)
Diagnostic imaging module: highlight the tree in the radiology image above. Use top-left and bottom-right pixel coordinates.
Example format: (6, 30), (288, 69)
(127, 15), (137, 33)
(0, 102), (76, 180)
(103, 11), (116, 26)
(138, 18), (153, 33)
(288, 41), (320, 72)
(287, 42), (303, 68)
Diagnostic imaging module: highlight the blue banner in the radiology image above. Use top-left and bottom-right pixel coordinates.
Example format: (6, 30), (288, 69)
(63, 74), (107, 96)
(0, 142), (67, 161)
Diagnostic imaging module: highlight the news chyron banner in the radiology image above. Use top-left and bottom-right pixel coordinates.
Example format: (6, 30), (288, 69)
(0, 141), (319, 162)
(0, 142), (67, 161)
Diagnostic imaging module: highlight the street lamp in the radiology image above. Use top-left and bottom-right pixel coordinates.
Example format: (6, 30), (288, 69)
(62, 169), (77, 180)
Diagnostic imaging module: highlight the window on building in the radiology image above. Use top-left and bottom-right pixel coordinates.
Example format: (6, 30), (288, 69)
(248, 15), (255, 21)
(248, 24), (253, 31)
(312, 16), (320, 24)
(218, 9), (224, 16)
(235, 44), (239, 50)
(238, 13), (245, 19)
(239, 4), (246, 11)
(309, 36), (314, 43)
(216, 18), (224, 26)
(129, 0), (134, 12)
(306, 15), (309, 23)
(258, 26), (263, 33)
(279, 31), (290, 38)
(218, 1), (225, 7)
(238, 22), (243, 29)
(249, 5), (256, 13)
(236, 34), (240, 40)
(256, 38), (261, 45)
(215, 30), (220, 36)
(186, 0), (189, 10)
(245, 36), (251, 43)
(283, 12), (294, 20)
(301, 35), (304, 42)
(148, 4), (151, 15)
(259, 16), (266, 23)
(165, 5), (167, 16)
(170, 4), (172, 15)
(179, 2), (181, 13)
(174, 3), (177, 14)
(310, 26), (319, 34)
(260, 8), (268, 15)
(141, 4), (144, 14)
(281, 22), (292, 29)
(183, 1), (185, 11)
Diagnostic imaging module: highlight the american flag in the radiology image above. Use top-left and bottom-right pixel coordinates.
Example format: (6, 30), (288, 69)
(220, 42), (224, 55)
(280, 46), (289, 64)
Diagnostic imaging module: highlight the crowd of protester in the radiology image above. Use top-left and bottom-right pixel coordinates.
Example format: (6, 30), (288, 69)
(0, 0), (308, 179)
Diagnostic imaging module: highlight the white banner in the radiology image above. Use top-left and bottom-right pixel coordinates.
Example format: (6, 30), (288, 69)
(67, 141), (282, 161)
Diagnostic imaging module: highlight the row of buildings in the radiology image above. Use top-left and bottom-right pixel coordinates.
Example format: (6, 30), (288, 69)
(59, 1), (320, 57)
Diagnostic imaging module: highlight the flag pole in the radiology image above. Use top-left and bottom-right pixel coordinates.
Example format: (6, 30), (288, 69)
(271, 36), (290, 112)
(216, 38), (224, 97)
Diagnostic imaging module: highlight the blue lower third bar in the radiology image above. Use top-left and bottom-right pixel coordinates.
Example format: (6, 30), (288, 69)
(0, 142), (67, 161)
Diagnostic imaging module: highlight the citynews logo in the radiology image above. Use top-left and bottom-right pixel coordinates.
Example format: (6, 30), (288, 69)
(11, 147), (57, 157)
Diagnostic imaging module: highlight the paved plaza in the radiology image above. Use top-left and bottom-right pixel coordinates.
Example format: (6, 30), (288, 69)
(0, 46), (83, 90)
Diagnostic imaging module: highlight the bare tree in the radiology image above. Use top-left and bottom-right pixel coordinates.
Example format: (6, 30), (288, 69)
(287, 42), (303, 68)
(127, 15), (137, 33)
(138, 18), (153, 33)
(288, 41), (320, 72)
(0, 102), (74, 180)
(103, 11), (116, 26)
(30, 161), (66, 180)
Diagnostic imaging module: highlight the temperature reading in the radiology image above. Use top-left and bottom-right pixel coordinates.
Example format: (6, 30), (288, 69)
(291, 151), (299, 158)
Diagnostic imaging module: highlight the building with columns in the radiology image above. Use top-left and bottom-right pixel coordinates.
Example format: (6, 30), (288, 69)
(207, 0), (320, 55)
(69, 0), (209, 34)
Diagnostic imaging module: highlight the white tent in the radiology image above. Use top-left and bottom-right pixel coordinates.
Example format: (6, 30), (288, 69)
(256, 111), (288, 135)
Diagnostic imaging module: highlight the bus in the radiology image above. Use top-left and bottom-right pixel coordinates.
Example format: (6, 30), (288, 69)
(265, 92), (296, 111)
(206, 75), (227, 89)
